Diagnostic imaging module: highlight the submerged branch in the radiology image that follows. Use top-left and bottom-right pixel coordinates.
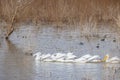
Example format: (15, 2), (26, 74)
(5, 6), (18, 39)
(5, 0), (34, 39)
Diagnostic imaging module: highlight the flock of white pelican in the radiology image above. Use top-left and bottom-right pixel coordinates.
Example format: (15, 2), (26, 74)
(33, 52), (120, 63)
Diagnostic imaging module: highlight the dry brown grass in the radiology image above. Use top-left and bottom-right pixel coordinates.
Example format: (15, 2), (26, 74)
(0, 0), (120, 38)
(0, 0), (119, 24)
(115, 15), (120, 28)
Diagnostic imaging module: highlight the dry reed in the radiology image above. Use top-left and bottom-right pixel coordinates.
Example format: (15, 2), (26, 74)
(0, 0), (119, 25)
(0, 0), (120, 38)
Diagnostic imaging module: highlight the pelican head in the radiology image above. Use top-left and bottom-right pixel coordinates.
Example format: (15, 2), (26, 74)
(33, 52), (42, 60)
(33, 52), (41, 58)
(65, 52), (76, 60)
(102, 54), (109, 62)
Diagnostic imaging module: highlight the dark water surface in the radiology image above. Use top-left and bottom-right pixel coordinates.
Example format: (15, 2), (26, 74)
(0, 25), (120, 80)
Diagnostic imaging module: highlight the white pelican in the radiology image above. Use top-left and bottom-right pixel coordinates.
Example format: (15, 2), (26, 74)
(86, 55), (101, 63)
(41, 53), (51, 61)
(103, 54), (120, 63)
(74, 54), (92, 63)
(65, 52), (76, 60)
(55, 58), (65, 62)
(108, 56), (120, 63)
(32, 52), (42, 60)
(50, 52), (76, 62)
(55, 53), (66, 58)
(51, 53), (66, 61)
(59, 52), (76, 63)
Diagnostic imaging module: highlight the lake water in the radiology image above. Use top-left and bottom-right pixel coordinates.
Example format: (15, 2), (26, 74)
(0, 24), (120, 80)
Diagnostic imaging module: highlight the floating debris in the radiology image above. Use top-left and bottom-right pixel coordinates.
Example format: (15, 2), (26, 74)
(96, 43), (100, 48)
(113, 39), (116, 42)
(96, 45), (99, 48)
